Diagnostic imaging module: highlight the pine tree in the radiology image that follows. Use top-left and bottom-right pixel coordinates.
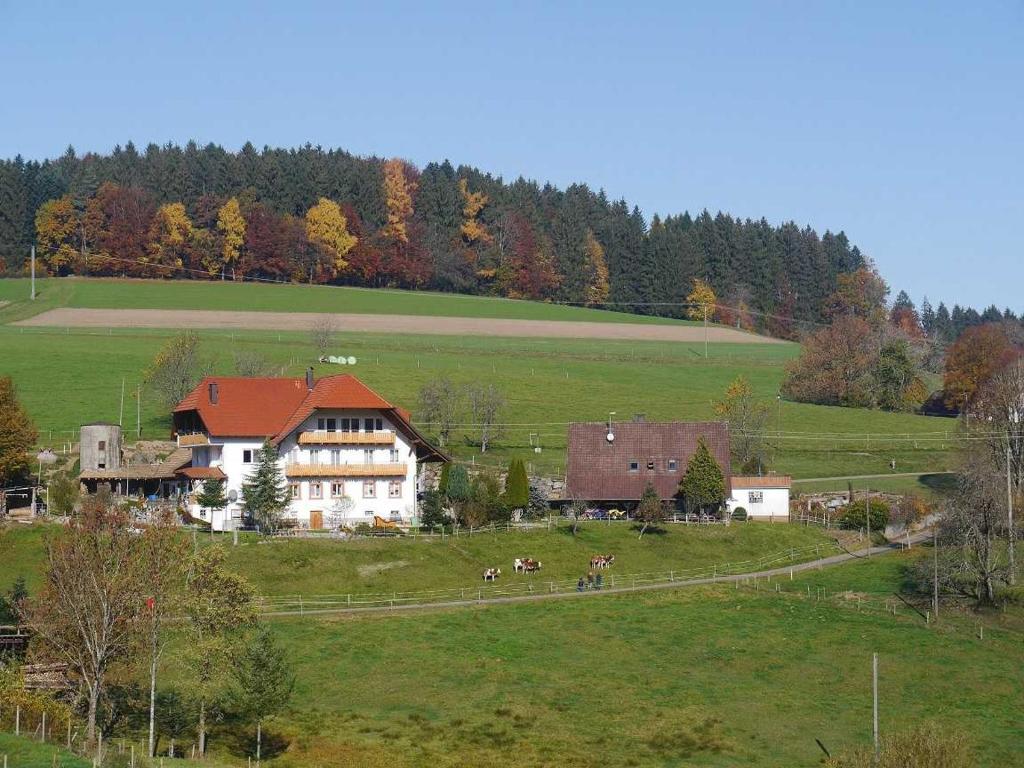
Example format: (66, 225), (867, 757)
(636, 481), (665, 539)
(437, 462), (451, 496)
(503, 458), (529, 510)
(920, 297), (936, 336)
(241, 441), (290, 534)
(227, 625), (294, 765)
(680, 437), (726, 517)
(196, 478), (228, 516)
(418, 488), (447, 529)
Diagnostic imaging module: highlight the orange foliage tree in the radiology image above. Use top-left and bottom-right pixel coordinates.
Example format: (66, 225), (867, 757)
(943, 324), (1021, 409)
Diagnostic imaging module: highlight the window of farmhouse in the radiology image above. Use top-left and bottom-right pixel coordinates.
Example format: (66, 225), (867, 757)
(331, 481), (344, 497)
(389, 448), (400, 463)
(363, 480), (376, 498)
(290, 483), (300, 499)
(628, 461), (639, 472)
(748, 491), (764, 504)
(310, 482), (323, 499)
(363, 449), (374, 464)
(668, 459), (678, 471)
(389, 480), (401, 498)
(243, 449), (253, 463)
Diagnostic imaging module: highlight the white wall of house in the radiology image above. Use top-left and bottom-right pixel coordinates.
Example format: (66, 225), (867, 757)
(727, 486), (790, 520)
(186, 410), (420, 531)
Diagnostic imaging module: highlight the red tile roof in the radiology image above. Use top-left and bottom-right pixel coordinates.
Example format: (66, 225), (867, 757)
(177, 466), (228, 480)
(566, 421), (731, 502)
(730, 475), (791, 489)
(173, 374), (447, 462)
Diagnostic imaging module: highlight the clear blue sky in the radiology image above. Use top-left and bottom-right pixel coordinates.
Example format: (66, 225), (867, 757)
(2, 1), (1021, 311)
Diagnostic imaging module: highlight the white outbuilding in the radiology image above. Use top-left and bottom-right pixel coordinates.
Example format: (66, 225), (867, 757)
(727, 475), (792, 521)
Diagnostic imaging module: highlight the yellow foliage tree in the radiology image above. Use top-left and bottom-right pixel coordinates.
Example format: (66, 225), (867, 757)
(216, 198), (246, 278)
(458, 179), (492, 245)
(147, 203), (194, 275)
(35, 195), (79, 273)
(686, 278), (716, 321)
(305, 197), (357, 273)
(584, 231), (609, 306)
(381, 159), (416, 243)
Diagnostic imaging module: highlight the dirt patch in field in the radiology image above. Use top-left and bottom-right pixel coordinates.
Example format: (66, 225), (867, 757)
(357, 561), (409, 578)
(15, 307), (784, 344)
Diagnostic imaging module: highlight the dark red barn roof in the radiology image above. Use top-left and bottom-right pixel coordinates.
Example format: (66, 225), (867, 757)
(565, 421), (731, 502)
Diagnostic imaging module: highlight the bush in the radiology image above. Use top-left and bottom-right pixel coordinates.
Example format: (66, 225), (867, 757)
(47, 472), (80, 516)
(730, 507), (748, 522)
(825, 723), (973, 767)
(839, 498), (890, 531)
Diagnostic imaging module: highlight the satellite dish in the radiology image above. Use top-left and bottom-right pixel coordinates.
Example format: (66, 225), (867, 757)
(606, 431), (615, 443)
(228, 489), (238, 502)
(347, 356), (357, 365)
(337, 357), (347, 365)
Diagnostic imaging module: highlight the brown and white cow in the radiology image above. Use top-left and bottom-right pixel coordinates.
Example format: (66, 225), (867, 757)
(482, 568), (501, 581)
(514, 558), (542, 573)
(590, 554), (616, 569)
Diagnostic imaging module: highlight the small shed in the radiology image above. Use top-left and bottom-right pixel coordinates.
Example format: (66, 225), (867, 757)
(727, 475), (792, 521)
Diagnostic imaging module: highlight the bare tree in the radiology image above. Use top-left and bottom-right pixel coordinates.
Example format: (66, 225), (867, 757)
(418, 377), (462, 447)
(140, 509), (189, 758)
(310, 316), (338, 358)
(465, 382), (505, 453)
(23, 497), (144, 743)
(144, 331), (210, 410)
(233, 350), (276, 377)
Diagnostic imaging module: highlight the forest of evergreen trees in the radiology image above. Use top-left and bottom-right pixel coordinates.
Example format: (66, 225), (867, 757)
(0, 141), (1013, 340)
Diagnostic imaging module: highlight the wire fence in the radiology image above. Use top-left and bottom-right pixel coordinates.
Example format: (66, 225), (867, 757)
(254, 543), (843, 614)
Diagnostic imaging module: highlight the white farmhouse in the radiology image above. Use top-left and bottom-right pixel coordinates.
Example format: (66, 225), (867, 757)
(173, 370), (447, 531)
(726, 475), (792, 521)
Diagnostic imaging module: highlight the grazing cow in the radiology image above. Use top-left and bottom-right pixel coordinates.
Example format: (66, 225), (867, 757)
(482, 568), (501, 581)
(514, 558), (542, 572)
(590, 554), (616, 569)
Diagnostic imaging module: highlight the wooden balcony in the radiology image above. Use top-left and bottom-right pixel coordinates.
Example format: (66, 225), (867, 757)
(285, 462), (406, 478)
(297, 430), (395, 446)
(177, 433), (210, 447)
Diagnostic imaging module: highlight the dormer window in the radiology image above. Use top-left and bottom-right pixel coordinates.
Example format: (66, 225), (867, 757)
(628, 461), (639, 472)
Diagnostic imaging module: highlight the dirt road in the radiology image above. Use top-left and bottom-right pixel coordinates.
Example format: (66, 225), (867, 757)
(16, 307), (784, 343)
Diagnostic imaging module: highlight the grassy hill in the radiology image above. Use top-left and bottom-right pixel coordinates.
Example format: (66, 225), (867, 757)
(0, 277), (958, 486)
(0, 277), (697, 325)
(0, 521), (835, 599)
(0, 734), (90, 768)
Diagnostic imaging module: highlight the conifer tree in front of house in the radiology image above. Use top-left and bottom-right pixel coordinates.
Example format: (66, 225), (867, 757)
(679, 437), (726, 517)
(503, 458), (529, 510)
(196, 478), (228, 522)
(241, 440), (290, 534)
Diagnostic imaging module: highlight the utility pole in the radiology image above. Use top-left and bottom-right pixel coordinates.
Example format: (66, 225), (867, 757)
(872, 653), (879, 760)
(30, 245), (36, 300)
(1008, 443), (1016, 586)
(703, 305), (708, 358)
(933, 525), (939, 619)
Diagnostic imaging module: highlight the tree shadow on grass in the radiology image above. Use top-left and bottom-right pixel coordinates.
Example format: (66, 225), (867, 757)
(919, 473), (958, 496)
(630, 523), (667, 536)
(221, 726), (290, 761)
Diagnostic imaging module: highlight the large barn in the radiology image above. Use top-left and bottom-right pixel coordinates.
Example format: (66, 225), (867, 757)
(565, 420), (732, 507)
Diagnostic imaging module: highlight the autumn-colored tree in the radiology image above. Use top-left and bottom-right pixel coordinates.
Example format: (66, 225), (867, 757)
(782, 316), (878, 407)
(34, 195), (79, 274)
(824, 265), (889, 328)
(583, 230), (609, 305)
(146, 202), (193, 277)
(0, 376), (37, 484)
(713, 376), (771, 473)
(943, 324), (1020, 409)
(216, 197), (246, 279)
(496, 213), (560, 300)
(86, 183), (157, 277)
(458, 178), (492, 245)
(686, 277), (716, 321)
(24, 499), (144, 743)
(380, 158), (416, 243)
(305, 197), (356, 274)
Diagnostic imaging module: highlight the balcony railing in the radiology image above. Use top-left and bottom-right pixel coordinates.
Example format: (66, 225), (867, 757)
(285, 462), (406, 478)
(177, 433), (210, 447)
(297, 430), (395, 446)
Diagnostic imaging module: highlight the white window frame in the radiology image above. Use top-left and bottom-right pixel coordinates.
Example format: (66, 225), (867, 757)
(363, 480), (376, 499)
(290, 482), (301, 500)
(748, 491), (764, 504)
(242, 449), (254, 464)
(389, 448), (400, 463)
(310, 482), (323, 500)
(330, 481), (344, 498)
(388, 480), (401, 499)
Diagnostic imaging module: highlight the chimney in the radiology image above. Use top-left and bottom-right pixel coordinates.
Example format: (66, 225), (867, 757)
(306, 367), (314, 390)
(209, 381), (219, 404)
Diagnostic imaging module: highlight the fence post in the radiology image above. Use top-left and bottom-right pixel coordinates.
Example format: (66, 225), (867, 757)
(15, 705), (19, 735)
(40, 711), (46, 742)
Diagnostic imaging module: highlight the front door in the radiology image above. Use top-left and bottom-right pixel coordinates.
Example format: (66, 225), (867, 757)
(310, 510), (323, 530)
